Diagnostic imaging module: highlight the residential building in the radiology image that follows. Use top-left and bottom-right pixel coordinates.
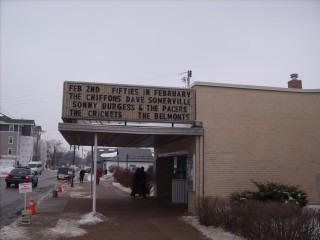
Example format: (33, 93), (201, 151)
(0, 114), (42, 167)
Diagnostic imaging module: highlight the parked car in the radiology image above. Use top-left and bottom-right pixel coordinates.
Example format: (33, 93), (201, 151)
(5, 167), (38, 188)
(27, 161), (43, 175)
(57, 167), (73, 180)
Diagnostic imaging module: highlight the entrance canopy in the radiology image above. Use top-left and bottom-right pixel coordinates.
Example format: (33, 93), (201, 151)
(58, 121), (203, 147)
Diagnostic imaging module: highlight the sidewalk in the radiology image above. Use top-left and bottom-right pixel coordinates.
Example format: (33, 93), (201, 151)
(1, 178), (209, 240)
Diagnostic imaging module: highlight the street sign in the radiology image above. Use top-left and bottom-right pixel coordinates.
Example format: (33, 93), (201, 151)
(19, 183), (32, 194)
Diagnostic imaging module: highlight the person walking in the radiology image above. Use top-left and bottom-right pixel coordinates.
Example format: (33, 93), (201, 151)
(130, 168), (140, 198)
(96, 168), (101, 185)
(138, 167), (147, 198)
(79, 168), (85, 183)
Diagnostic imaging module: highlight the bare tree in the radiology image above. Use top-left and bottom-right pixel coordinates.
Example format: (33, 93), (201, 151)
(46, 140), (63, 169)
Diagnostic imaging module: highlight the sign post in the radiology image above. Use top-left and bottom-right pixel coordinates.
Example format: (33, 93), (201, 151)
(19, 183), (32, 210)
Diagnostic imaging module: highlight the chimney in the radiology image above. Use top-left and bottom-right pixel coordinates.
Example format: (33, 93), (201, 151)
(288, 73), (302, 89)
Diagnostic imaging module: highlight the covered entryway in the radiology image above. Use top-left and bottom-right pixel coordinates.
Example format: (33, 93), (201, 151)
(59, 81), (203, 212)
(58, 121), (203, 209)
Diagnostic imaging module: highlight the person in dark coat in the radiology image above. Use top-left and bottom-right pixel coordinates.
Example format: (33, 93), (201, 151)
(79, 169), (85, 183)
(96, 168), (102, 185)
(130, 168), (140, 198)
(138, 167), (147, 198)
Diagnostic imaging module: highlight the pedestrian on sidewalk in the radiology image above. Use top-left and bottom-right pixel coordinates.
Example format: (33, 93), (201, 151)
(96, 168), (102, 185)
(130, 168), (140, 198)
(138, 166), (147, 198)
(79, 168), (85, 183)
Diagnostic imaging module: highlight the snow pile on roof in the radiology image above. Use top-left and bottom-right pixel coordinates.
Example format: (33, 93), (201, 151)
(78, 212), (104, 225)
(181, 216), (245, 240)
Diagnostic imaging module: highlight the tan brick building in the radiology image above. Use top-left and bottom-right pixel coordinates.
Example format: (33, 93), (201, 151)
(155, 81), (320, 212)
(59, 79), (320, 213)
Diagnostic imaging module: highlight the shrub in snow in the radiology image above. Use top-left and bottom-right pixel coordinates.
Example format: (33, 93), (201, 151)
(230, 181), (308, 207)
(195, 197), (320, 240)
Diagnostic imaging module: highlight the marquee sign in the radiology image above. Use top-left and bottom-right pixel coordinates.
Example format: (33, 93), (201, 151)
(62, 81), (195, 123)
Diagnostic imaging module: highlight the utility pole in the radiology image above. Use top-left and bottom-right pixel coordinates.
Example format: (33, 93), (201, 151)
(180, 70), (192, 87)
(71, 145), (79, 187)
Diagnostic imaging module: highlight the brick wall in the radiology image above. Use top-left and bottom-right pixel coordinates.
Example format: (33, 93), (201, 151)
(194, 84), (320, 204)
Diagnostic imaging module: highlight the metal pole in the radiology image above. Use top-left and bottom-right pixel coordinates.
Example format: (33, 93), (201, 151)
(92, 133), (98, 213)
(126, 154), (128, 169)
(71, 145), (75, 187)
(91, 146), (93, 197)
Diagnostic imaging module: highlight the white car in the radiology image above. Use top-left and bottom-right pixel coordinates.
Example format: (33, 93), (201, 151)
(27, 161), (43, 175)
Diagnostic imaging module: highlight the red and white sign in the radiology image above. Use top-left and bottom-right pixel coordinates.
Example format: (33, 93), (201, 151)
(19, 183), (32, 193)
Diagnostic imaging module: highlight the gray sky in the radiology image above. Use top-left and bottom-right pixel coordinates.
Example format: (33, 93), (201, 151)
(1, 0), (320, 148)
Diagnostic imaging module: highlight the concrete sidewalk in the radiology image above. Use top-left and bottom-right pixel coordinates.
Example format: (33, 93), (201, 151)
(12, 178), (208, 240)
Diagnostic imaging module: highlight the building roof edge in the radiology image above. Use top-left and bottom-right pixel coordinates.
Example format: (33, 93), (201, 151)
(192, 81), (320, 93)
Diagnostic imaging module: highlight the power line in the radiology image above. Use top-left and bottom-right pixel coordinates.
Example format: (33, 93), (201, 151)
(114, 72), (183, 85)
(1, 93), (62, 104)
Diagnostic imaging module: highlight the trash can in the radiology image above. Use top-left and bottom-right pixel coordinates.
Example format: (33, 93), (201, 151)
(52, 189), (58, 198)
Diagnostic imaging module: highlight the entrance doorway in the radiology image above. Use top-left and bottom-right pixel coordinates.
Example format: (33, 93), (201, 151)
(156, 154), (189, 204)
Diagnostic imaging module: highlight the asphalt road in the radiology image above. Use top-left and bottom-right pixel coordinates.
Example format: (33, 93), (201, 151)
(0, 170), (60, 228)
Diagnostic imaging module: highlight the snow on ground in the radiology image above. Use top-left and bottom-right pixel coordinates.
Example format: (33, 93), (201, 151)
(4, 172), (317, 240)
(112, 182), (132, 194)
(44, 218), (87, 238)
(0, 173), (240, 240)
(0, 166), (14, 177)
(182, 216), (245, 240)
(111, 181), (242, 240)
(0, 212), (107, 240)
(78, 212), (104, 225)
(0, 222), (29, 240)
(112, 181), (155, 196)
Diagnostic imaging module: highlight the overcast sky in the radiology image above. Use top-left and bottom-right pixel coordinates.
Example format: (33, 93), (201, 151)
(1, 0), (320, 148)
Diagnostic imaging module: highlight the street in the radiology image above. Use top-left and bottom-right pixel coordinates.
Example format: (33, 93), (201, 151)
(0, 170), (59, 228)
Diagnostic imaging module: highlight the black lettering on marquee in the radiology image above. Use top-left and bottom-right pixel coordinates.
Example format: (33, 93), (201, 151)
(65, 82), (194, 122)
(146, 105), (158, 111)
(69, 85), (82, 92)
(69, 109), (82, 117)
(138, 112), (150, 120)
(86, 86), (100, 93)
(69, 93), (81, 100)
(88, 110), (123, 118)
(111, 87), (139, 95)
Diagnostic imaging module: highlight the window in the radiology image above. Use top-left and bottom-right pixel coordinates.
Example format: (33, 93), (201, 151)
(8, 136), (13, 144)
(8, 148), (13, 155)
(9, 125), (14, 132)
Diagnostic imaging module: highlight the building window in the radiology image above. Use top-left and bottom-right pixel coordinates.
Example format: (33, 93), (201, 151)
(8, 148), (13, 155)
(8, 136), (13, 144)
(9, 125), (14, 132)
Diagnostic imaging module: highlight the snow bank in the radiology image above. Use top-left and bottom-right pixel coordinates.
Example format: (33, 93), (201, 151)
(0, 166), (14, 177)
(112, 182), (131, 194)
(78, 212), (104, 225)
(0, 222), (29, 240)
(181, 216), (245, 240)
(44, 218), (87, 238)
